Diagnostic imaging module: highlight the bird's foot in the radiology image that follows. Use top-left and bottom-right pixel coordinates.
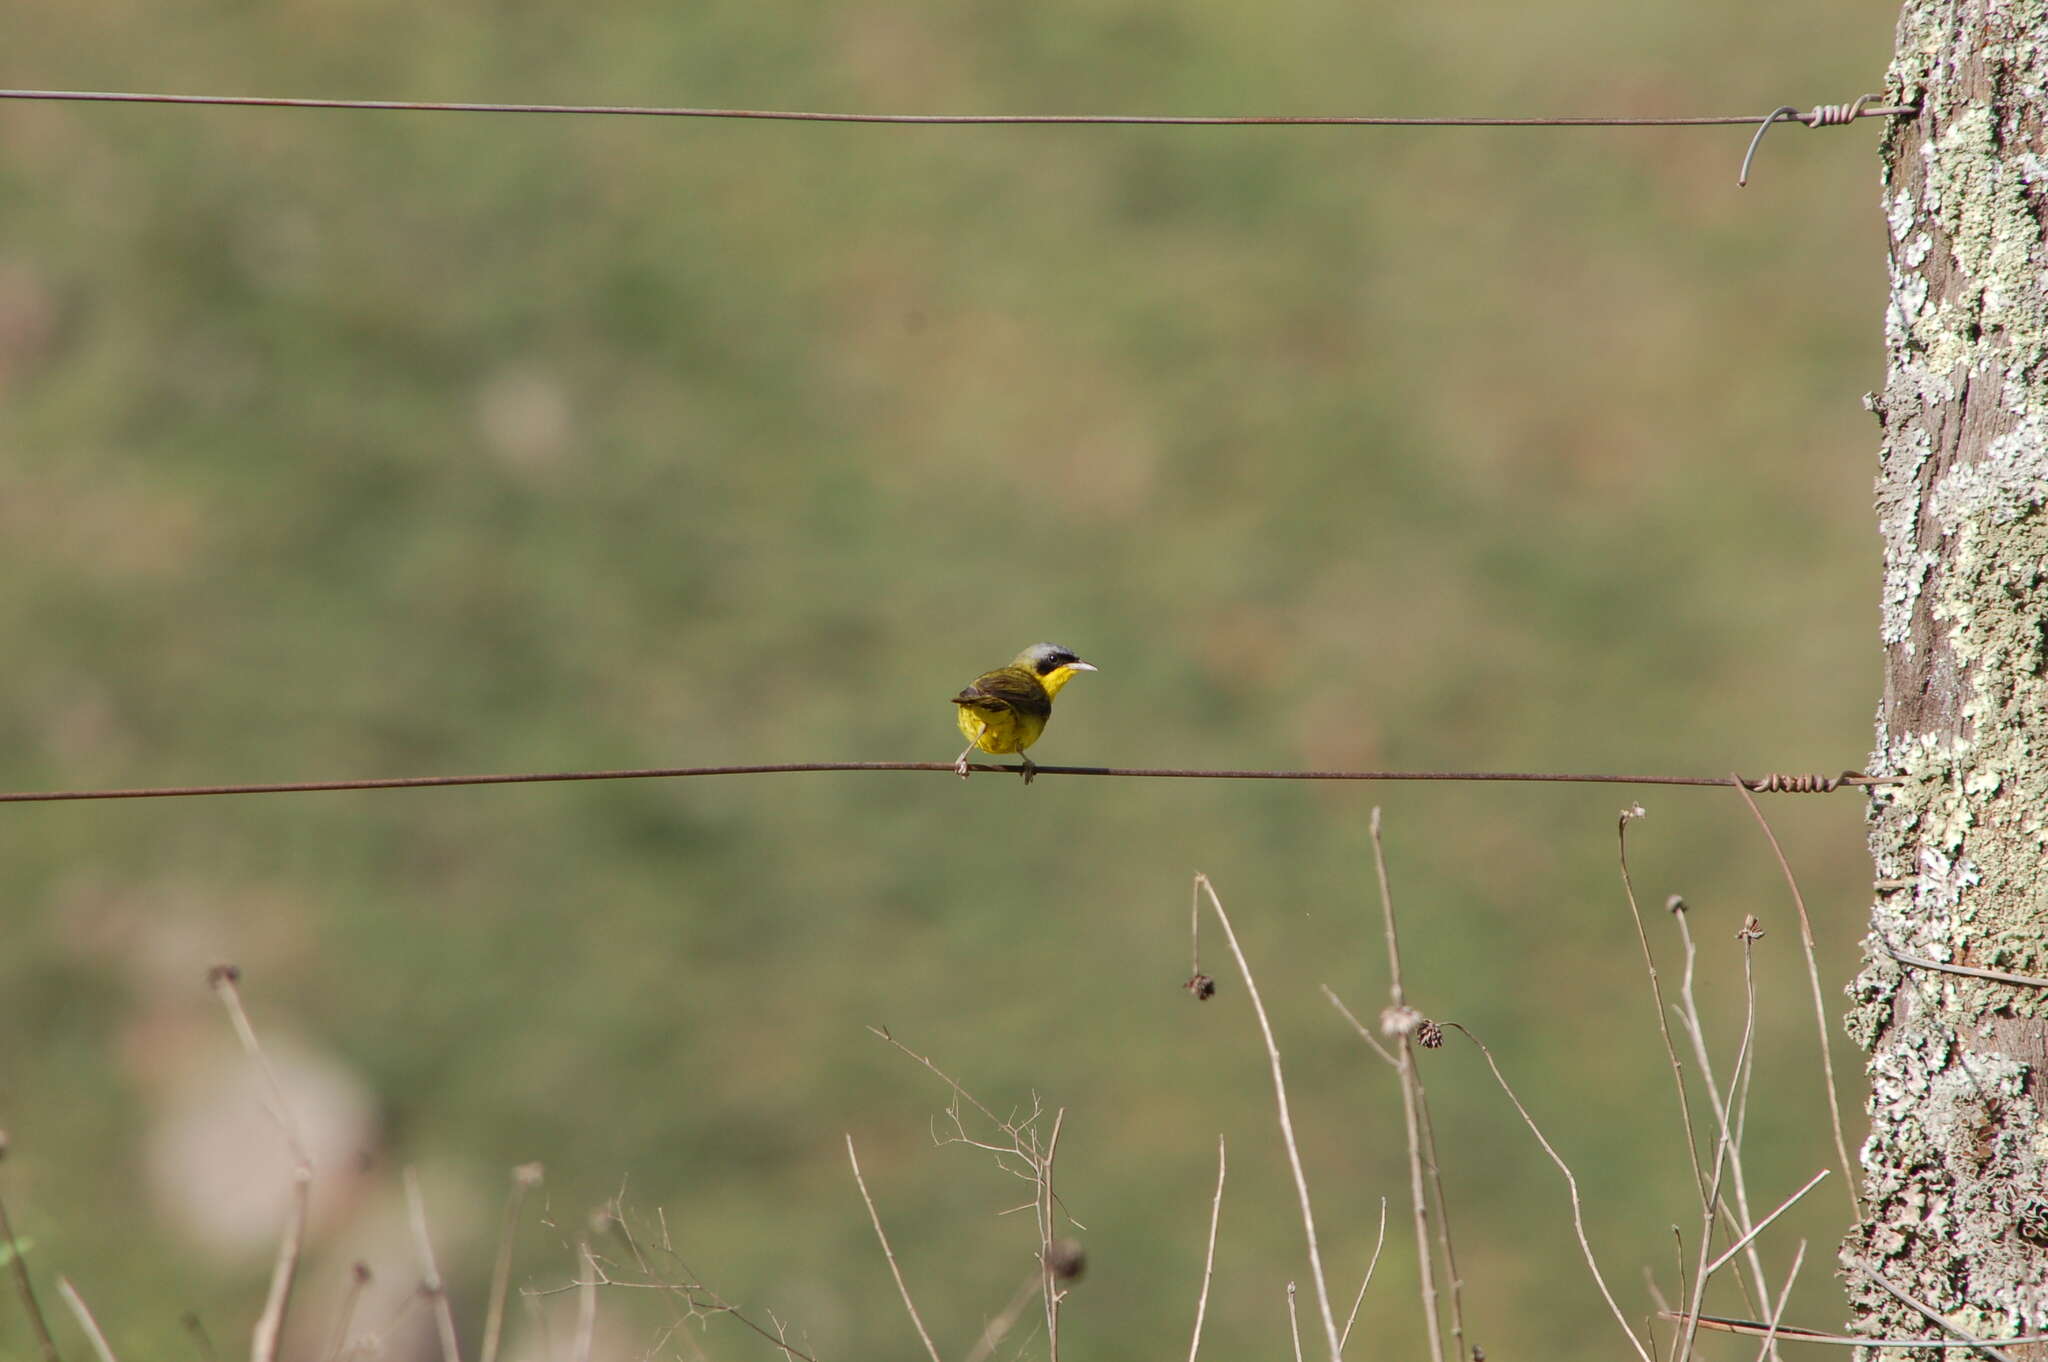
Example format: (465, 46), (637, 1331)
(1018, 756), (1038, 785)
(955, 748), (974, 779)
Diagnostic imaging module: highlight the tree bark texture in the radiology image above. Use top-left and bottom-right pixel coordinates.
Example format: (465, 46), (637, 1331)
(1850, 1), (2048, 1354)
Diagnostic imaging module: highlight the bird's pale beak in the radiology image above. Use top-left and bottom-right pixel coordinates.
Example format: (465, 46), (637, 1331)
(1069, 661), (1098, 672)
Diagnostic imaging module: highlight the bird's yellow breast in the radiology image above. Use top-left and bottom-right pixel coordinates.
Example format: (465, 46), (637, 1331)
(956, 699), (1047, 755)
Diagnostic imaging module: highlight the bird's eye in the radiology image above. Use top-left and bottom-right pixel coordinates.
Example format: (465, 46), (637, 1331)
(1040, 652), (1076, 674)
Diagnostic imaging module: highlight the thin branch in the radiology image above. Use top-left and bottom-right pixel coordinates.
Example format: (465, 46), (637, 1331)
(404, 1168), (464, 1362)
(1367, 811), (1446, 1362)
(1729, 781), (1856, 1214)
(1196, 875), (1342, 1361)
(1848, 1261), (2018, 1362)
(1675, 923), (1762, 1362)
(845, 1135), (944, 1362)
(319, 1264), (372, 1362)
(481, 1164), (543, 1362)
(209, 967), (311, 1362)
(1616, 814), (1709, 1203)
(1041, 1107), (1067, 1362)
(1670, 910), (1771, 1313)
(0, 764), (1894, 805)
(1448, 1024), (1653, 1362)
(1663, 1314), (2048, 1348)
(1339, 1199), (1391, 1352)
(0, 87), (1915, 128)
(964, 1274), (1043, 1362)
(1187, 1136), (1226, 1362)
(0, 1137), (61, 1362)
(1704, 1170), (1829, 1277)
(571, 1244), (598, 1362)
(1287, 1283), (1304, 1362)
(56, 1279), (118, 1362)
(1752, 1241), (1806, 1362)
(1885, 946), (2048, 990)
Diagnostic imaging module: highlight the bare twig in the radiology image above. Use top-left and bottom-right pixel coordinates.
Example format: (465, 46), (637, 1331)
(1448, 1024), (1653, 1362)
(1729, 781), (1855, 1213)
(1670, 910), (1772, 1312)
(1663, 1314), (2048, 1348)
(209, 967), (312, 1362)
(1041, 1107), (1068, 1361)
(1339, 1199), (1391, 1352)
(964, 1274), (1043, 1362)
(571, 1243), (598, 1362)
(1752, 1241), (1807, 1362)
(1322, 988), (1398, 1069)
(1884, 946), (2048, 990)
(1367, 810), (1449, 1362)
(1187, 1136), (1227, 1362)
(56, 1279), (118, 1362)
(1848, 1261), (2018, 1362)
(1704, 1170), (1829, 1277)
(1196, 874), (1342, 1361)
(319, 1263), (372, 1362)
(481, 1164), (543, 1362)
(404, 1168), (464, 1362)
(1616, 814), (1708, 1203)
(0, 1136), (61, 1362)
(1675, 923), (1762, 1362)
(1287, 1283), (1304, 1362)
(846, 1135), (944, 1362)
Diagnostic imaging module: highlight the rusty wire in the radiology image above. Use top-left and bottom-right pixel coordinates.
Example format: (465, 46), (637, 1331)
(0, 764), (1893, 805)
(0, 87), (1912, 131)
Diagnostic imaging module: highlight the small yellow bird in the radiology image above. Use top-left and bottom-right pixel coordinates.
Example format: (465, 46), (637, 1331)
(952, 642), (1098, 783)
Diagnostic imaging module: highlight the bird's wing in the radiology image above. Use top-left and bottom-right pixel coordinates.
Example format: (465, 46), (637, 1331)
(952, 667), (1052, 718)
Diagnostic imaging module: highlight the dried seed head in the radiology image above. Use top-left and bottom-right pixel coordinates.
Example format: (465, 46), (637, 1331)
(1044, 1237), (1087, 1281)
(1380, 1004), (1424, 1038)
(1738, 915), (1765, 942)
(1666, 894), (1687, 914)
(1184, 973), (1217, 1001)
(1416, 1019), (1444, 1049)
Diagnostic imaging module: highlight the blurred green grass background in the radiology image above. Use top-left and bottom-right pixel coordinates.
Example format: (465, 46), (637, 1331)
(2, 1), (1892, 1357)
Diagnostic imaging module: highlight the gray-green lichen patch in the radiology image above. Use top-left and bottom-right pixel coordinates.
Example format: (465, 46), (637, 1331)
(1853, 0), (2048, 1343)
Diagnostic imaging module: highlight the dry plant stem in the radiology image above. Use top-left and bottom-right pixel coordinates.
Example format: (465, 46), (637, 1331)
(572, 1244), (598, 1362)
(1671, 915), (1771, 1311)
(1667, 1315), (2048, 1348)
(0, 1172), (60, 1362)
(1449, 1025), (1653, 1362)
(1410, 1073), (1466, 1360)
(1040, 1107), (1067, 1362)
(1321, 987), (1398, 1069)
(845, 1134), (945, 1362)
(1195, 875), (1343, 1361)
(1288, 1283), (1304, 1362)
(480, 1166), (541, 1362)
(1359, 806), (1458, 1359)
(1728, 781), (1855, 1212)
(404, 1168), (464, 1362)
(1752, 1241), (1807, 1362)
(1339, 1199), (1391, 1352)
(55, 1279), (117, 1362)
(1186, 1136), (1227, 1362)
(319, 1266), (371, 1362)
(210, 969), (312, 1362)
(1365, 811), (1450, 1362)
(1885, 946), (2048, 990)
(1704, 1170), (1829, 1278)
(1849, 1261), (2018, 1362)
(1616, 817), (1710, 1203)
(964, 1274), (1043, 1362)
(1676, 932), (1761, 1362)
